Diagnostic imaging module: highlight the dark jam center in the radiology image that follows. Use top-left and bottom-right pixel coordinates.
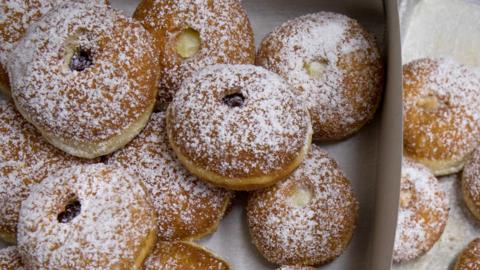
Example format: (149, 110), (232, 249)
(57, 200), (81, 223)
(223, 93), (245, 108)
(69, 49), (93, 72)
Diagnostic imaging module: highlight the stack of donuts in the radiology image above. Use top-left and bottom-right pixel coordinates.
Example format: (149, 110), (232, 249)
(0, 0), (384, 269)
(397, 57), (480, 268)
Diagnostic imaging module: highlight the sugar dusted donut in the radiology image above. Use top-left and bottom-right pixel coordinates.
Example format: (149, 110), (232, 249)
(0, 247), (23, 270)
(461, 147), (480, 221)
(133, 0), (255, 107)
(0, 0), (110, 96)
(17, 164), (157, 269)
(393, 159), (449, 263)
(167, 64), (312, 190)
(454, 238), (480, 270)
(257, 12), (384, 141)
(108, 112), (233, 241)
(0, 100), (89, 244)
(144, 241), (230, 270)
(8, 2), (158, 159)
(247, 145), (358, 266)
(403, 58), (480, 176)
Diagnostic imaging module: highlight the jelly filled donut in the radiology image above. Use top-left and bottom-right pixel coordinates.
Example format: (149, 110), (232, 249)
(461, 147), (480, 221)
(0, 0), (110, 96)
(8, 2), (158, 159)
(108, 112), (233, 241)
(133, 0), (255, 107)
(454, 238), (480, 270)
(0, 247), (23, 270)
(0, 100), (89, 244)
(17, 164), (157, 269)
(247, 145), (358, 266)
(257, 12), (384, 141)
(167, 64), (312, 190)
(144, 241), (230, 270)
(403, 58), (480, 176)
(393, 159), (449, 263)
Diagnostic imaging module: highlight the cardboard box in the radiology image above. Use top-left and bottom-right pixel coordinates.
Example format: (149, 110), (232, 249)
(0, 1), (403, 269)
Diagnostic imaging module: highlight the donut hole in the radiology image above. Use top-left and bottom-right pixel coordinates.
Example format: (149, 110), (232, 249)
(57, 199), (81, 223)
(69, 48), (93, 72)
(223, 92), (245, 108)
(304, 59), (329, 79)
(175, 28), (201, 59)
(417, 95), (439, 112)
(288, 185), (313, 207)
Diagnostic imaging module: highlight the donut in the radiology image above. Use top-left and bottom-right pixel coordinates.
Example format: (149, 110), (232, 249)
(277, 266), (317, 270)
(393, 159), (449, 263)
(256, 12), (384, 141)
(144, 241), (230, 270)
(403, 58), (480, 176)
(8, 2), (159, 159)
(0, 0), (110, 96)
(247, 145), (358, 266)
(166, 64), (312, 190)
(133, 0), (255, 107)
(17, 164), (157, 269)
(461, 147), (480, 221)
(454, 238), (480, 270)
(108, 112), (233, 241)
(0, 100), (90, 244)
(0, 247), (23, 270)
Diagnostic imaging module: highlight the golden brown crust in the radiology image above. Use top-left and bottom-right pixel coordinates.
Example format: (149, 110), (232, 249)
(247, 145), (358, 266)
(461, 148), (480, 222)
(0, 247), (23, 270)
(256, 12), (384, 141)
(144, 241), (230, 270)
(133, 0), (255, 106)
(109, 112), (233, 241)
(403, 58), (480, 176)
(454, 238), (480, 270)
(167, 64), (312, 190)
(17, 164), (157, 270)
(393, 159), (449, 263)
(9, 2), (158, 159)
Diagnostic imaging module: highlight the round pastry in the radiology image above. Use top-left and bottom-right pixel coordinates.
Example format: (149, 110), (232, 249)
(454, 238), (480, 270)
(167, 64), (312, 190)
(461, 147), (480, 221)
(256, 12), (384, 141)
(8, 2), (158, 159)
(403, 58), (480, 176)
(133, 0), (255, 107)
(108, 112), (233, 241)
(17, 164), (157, 269)
(0, 0), (110, 96)
(247, 145), (358, 266)
(144, 241), (230, 270)
(393, 159), (449, 263)
(0, 247), (23, 270)
(0, 100), (90, 244)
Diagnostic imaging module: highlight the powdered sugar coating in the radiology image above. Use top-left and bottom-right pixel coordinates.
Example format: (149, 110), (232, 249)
(8, 2), (158, 149)
(403, 58), (480, 170)
(144, 241), (230, 270)
(0, 247), (23, 270)
(455, 238), (480, 270)
(133, 0), (255, 105)
(0, 100), (89, 240)
(257, 12), (383, 140)
(247, 145), (358, 265)
(393, 159), (449, 262)
(17, 164), (157, 270)
(167, 64), (312, 181)
(108, 112), (233, 241)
